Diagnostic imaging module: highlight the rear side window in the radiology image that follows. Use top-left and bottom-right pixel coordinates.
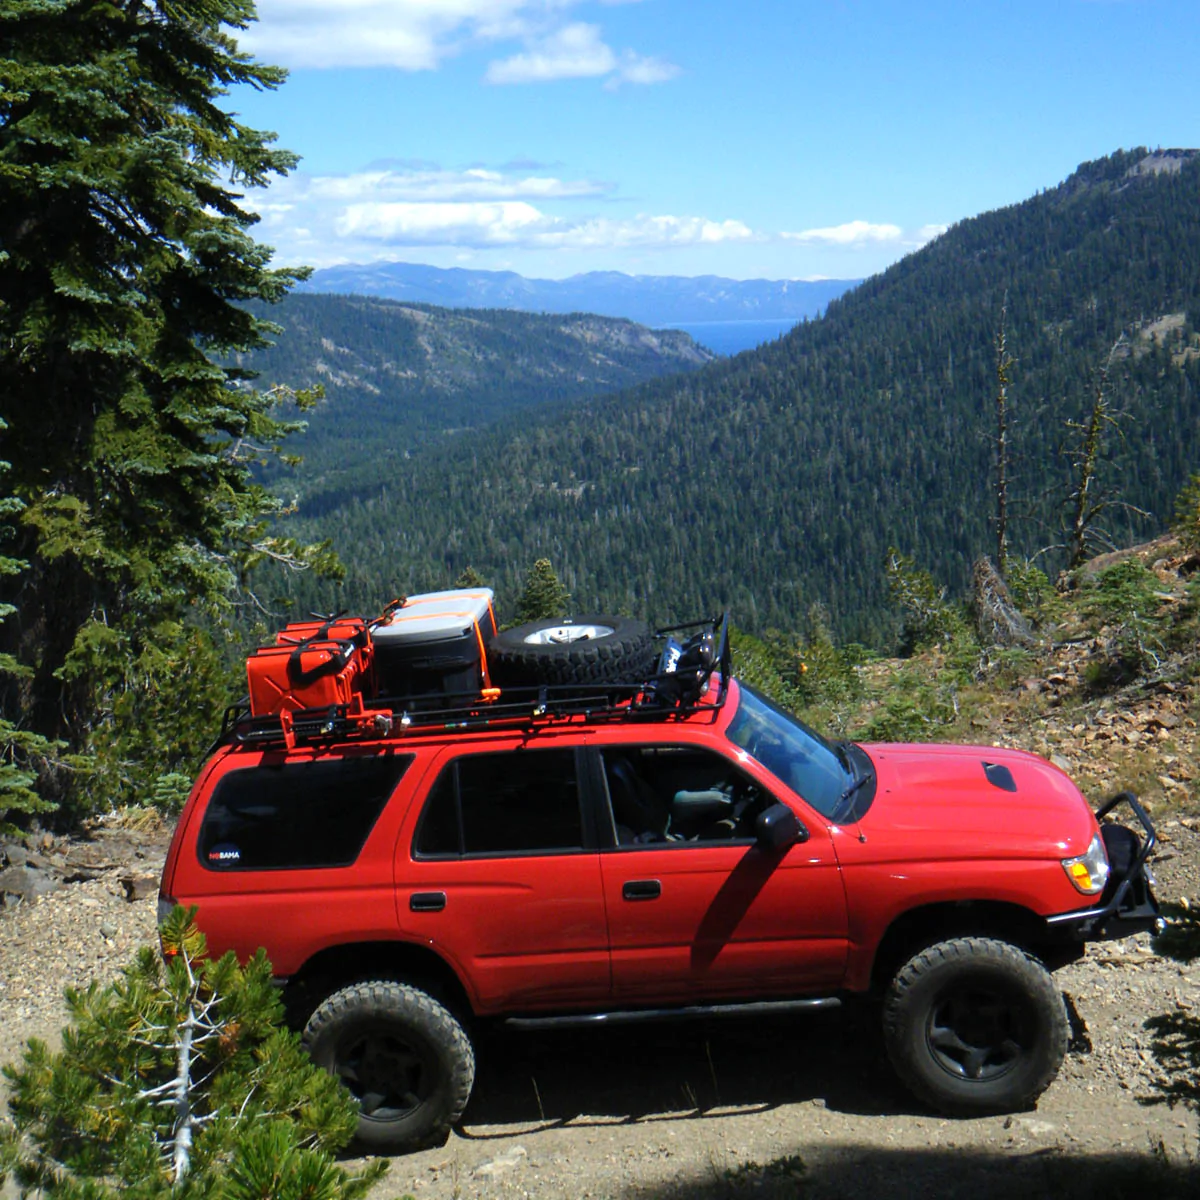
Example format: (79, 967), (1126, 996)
(199, 755), (411, 871)
(414, 749), (582, 858)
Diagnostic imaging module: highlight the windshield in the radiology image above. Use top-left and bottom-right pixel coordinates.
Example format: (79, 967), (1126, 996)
(726, 684), (850, 819)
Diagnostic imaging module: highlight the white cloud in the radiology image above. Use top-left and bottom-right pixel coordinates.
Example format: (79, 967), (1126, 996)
(337, 199), (548, 242)
(331, 201), (755, 248)
(305, 165), (613, 202)
(603, 49), (681, 88)
(913, 223), (949, 245)
(243, 0), (512, 70)
(250, 165), (753, 263)
(780, 220), (950, 250)
(782, 220), (904, 246)
(539, 214), (754, 249)
(486, 22), (615, 82)
(243, 0), (678, 85)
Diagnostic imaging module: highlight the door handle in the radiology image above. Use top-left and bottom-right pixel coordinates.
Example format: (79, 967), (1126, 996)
(622, 879), (661, 901)
(410, 891), (446, 912)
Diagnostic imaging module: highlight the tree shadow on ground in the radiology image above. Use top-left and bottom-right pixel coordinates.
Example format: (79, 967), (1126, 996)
(459, 1006), (912, 1136)
(618, 1143), (1199, 1200)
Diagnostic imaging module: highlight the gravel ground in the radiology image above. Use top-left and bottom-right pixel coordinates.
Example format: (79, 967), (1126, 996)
(0, 820), (1197, 1199)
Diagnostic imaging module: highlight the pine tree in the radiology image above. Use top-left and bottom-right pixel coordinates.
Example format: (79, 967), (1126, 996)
(0, 418), (60, 829)
(0, 0), (338, 808)
(0, 908), (388, 1199)
(514, 559), (571, 623)
(453, 566), (487, 589)
(1062, 339), (1146, 569)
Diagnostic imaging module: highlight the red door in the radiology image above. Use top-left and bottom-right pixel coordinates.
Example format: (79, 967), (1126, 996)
(596, 743), (848, 1004)
(397, 743), (610, 1015)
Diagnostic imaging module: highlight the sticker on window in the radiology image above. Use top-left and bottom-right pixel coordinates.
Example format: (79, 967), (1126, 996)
(207, 844), (241, 867)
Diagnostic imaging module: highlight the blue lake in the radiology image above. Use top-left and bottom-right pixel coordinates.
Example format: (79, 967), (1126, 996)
(662, 318), (800, 356)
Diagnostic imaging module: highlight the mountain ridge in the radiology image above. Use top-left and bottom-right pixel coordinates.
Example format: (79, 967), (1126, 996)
(298, 261), (858, 326)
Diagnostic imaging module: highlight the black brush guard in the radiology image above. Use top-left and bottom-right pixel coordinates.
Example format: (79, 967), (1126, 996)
(1045, 791), (1162, 940)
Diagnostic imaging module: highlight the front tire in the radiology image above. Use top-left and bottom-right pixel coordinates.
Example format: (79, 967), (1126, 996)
(882, 937), (1067, 1115)
(303, 980), (475, 1153)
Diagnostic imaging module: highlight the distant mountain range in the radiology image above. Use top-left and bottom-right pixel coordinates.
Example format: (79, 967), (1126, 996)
(298, 262), (858, 327)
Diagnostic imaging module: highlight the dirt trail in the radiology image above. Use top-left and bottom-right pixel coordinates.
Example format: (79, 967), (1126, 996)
(0, 820), (1197, 1199)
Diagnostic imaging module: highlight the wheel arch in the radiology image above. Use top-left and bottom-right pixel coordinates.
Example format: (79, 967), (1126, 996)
(281, 940), (475, 1028)
(870, 899), (1077, 993)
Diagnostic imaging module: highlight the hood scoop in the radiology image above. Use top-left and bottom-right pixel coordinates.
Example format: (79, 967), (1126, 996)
(983, 761), (1017, 792)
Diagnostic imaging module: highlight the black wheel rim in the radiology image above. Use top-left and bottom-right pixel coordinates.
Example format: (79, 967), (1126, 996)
(926, 983), (1029, 1082)
(333, 1026), (434, 1121)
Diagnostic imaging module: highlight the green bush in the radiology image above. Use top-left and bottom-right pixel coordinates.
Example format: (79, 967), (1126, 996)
(0, 908), (386, 1200)
(1080, 559), (1167, 685)
(886, 548), (968, 654)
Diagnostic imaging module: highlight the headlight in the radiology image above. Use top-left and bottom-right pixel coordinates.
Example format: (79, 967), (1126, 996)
(1061, 833), (1110, 896)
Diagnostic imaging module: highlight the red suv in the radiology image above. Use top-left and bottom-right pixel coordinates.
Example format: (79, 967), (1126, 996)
(159, 613), (1159, 1153)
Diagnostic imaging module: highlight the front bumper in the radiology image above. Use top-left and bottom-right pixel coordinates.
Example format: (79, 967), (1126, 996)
(1045, 791), (1162, 941)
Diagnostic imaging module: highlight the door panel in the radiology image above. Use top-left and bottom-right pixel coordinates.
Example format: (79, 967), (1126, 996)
(602, 839), (847, 1002)
(398, 744), (610, 1014)
(596, 744), (848, 1003)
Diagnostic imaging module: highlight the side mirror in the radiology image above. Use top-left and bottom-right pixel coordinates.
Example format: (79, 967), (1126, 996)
(756, 802), (807, 850)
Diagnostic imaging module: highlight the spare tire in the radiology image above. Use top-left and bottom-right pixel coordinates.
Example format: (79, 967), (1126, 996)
(489, 615), (656, 687)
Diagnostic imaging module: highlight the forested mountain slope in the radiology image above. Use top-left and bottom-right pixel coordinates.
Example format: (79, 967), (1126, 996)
(280, 149), (1200, 644)
(241, 294), (713, 497)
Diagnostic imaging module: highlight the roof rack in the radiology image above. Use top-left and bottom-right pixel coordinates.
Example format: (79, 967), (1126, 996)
(218, 613), (732, 752)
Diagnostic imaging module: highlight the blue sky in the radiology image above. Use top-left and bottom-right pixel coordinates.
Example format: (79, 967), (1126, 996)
(232, 0), (1200, 281)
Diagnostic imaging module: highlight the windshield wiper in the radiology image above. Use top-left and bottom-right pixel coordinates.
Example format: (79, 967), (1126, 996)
(833, 740), (854, 774)
(840, 774), (870, 804)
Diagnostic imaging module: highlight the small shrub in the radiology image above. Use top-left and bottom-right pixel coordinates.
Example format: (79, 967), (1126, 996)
(1173, 472), (1200, 553)
(1080, 559), (1167, 685)
(0, 908), (387, 1199)
(886, 548), (967, 653)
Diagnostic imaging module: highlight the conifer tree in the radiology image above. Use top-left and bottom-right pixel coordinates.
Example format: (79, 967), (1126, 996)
(453, 566), (487, 589)
(0, 0), (337, 807)
(0, 418), (59, 828)
(514, 559), (571, 623)
(0, 908), (387, 1199)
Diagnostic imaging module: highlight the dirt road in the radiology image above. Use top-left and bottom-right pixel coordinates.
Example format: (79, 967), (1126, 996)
(1, 819), (1197, 1199)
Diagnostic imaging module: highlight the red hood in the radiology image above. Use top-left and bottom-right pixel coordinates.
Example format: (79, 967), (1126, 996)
(857, 742), (1097, 859)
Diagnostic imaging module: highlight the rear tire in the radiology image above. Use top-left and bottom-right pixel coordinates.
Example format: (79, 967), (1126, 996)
(882, 937), (1067, 1115)
(489, 615), (655, 687)
(303, 980), (474, 1153)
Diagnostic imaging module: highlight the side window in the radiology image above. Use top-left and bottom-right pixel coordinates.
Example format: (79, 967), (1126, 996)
(199, 754), (411, 871)
(602, 745), (774, 847)
(413, 749), (583, 858)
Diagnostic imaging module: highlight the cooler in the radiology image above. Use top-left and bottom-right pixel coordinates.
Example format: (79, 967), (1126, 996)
(372, 589), (497, 700)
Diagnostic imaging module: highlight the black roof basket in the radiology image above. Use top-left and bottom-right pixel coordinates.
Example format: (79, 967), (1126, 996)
(219, 613), (732, 752)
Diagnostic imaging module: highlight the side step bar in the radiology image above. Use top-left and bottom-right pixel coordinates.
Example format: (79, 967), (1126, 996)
(505, 996), (840, 1031)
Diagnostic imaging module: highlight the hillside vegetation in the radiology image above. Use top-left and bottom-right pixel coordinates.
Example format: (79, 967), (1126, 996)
(240, 294), (714, 502)
(273, 149), (1200, 644)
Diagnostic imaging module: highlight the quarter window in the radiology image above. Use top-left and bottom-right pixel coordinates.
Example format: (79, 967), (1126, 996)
(414, 749), (583, 858)
(198, 755), (410, 871)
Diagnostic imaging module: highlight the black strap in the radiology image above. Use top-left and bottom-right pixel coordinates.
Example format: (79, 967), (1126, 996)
(287, 638), (357, 687)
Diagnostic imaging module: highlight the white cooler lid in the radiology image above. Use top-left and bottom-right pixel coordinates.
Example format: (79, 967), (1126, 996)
(373, 588), (494, 645)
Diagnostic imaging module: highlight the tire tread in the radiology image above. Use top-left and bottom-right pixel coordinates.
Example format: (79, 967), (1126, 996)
(883, 936), (1067, 1116)
(303, 979), (475, 1152)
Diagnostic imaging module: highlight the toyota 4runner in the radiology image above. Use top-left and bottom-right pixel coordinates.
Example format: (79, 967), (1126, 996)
(159, 612), (1160, 1152)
